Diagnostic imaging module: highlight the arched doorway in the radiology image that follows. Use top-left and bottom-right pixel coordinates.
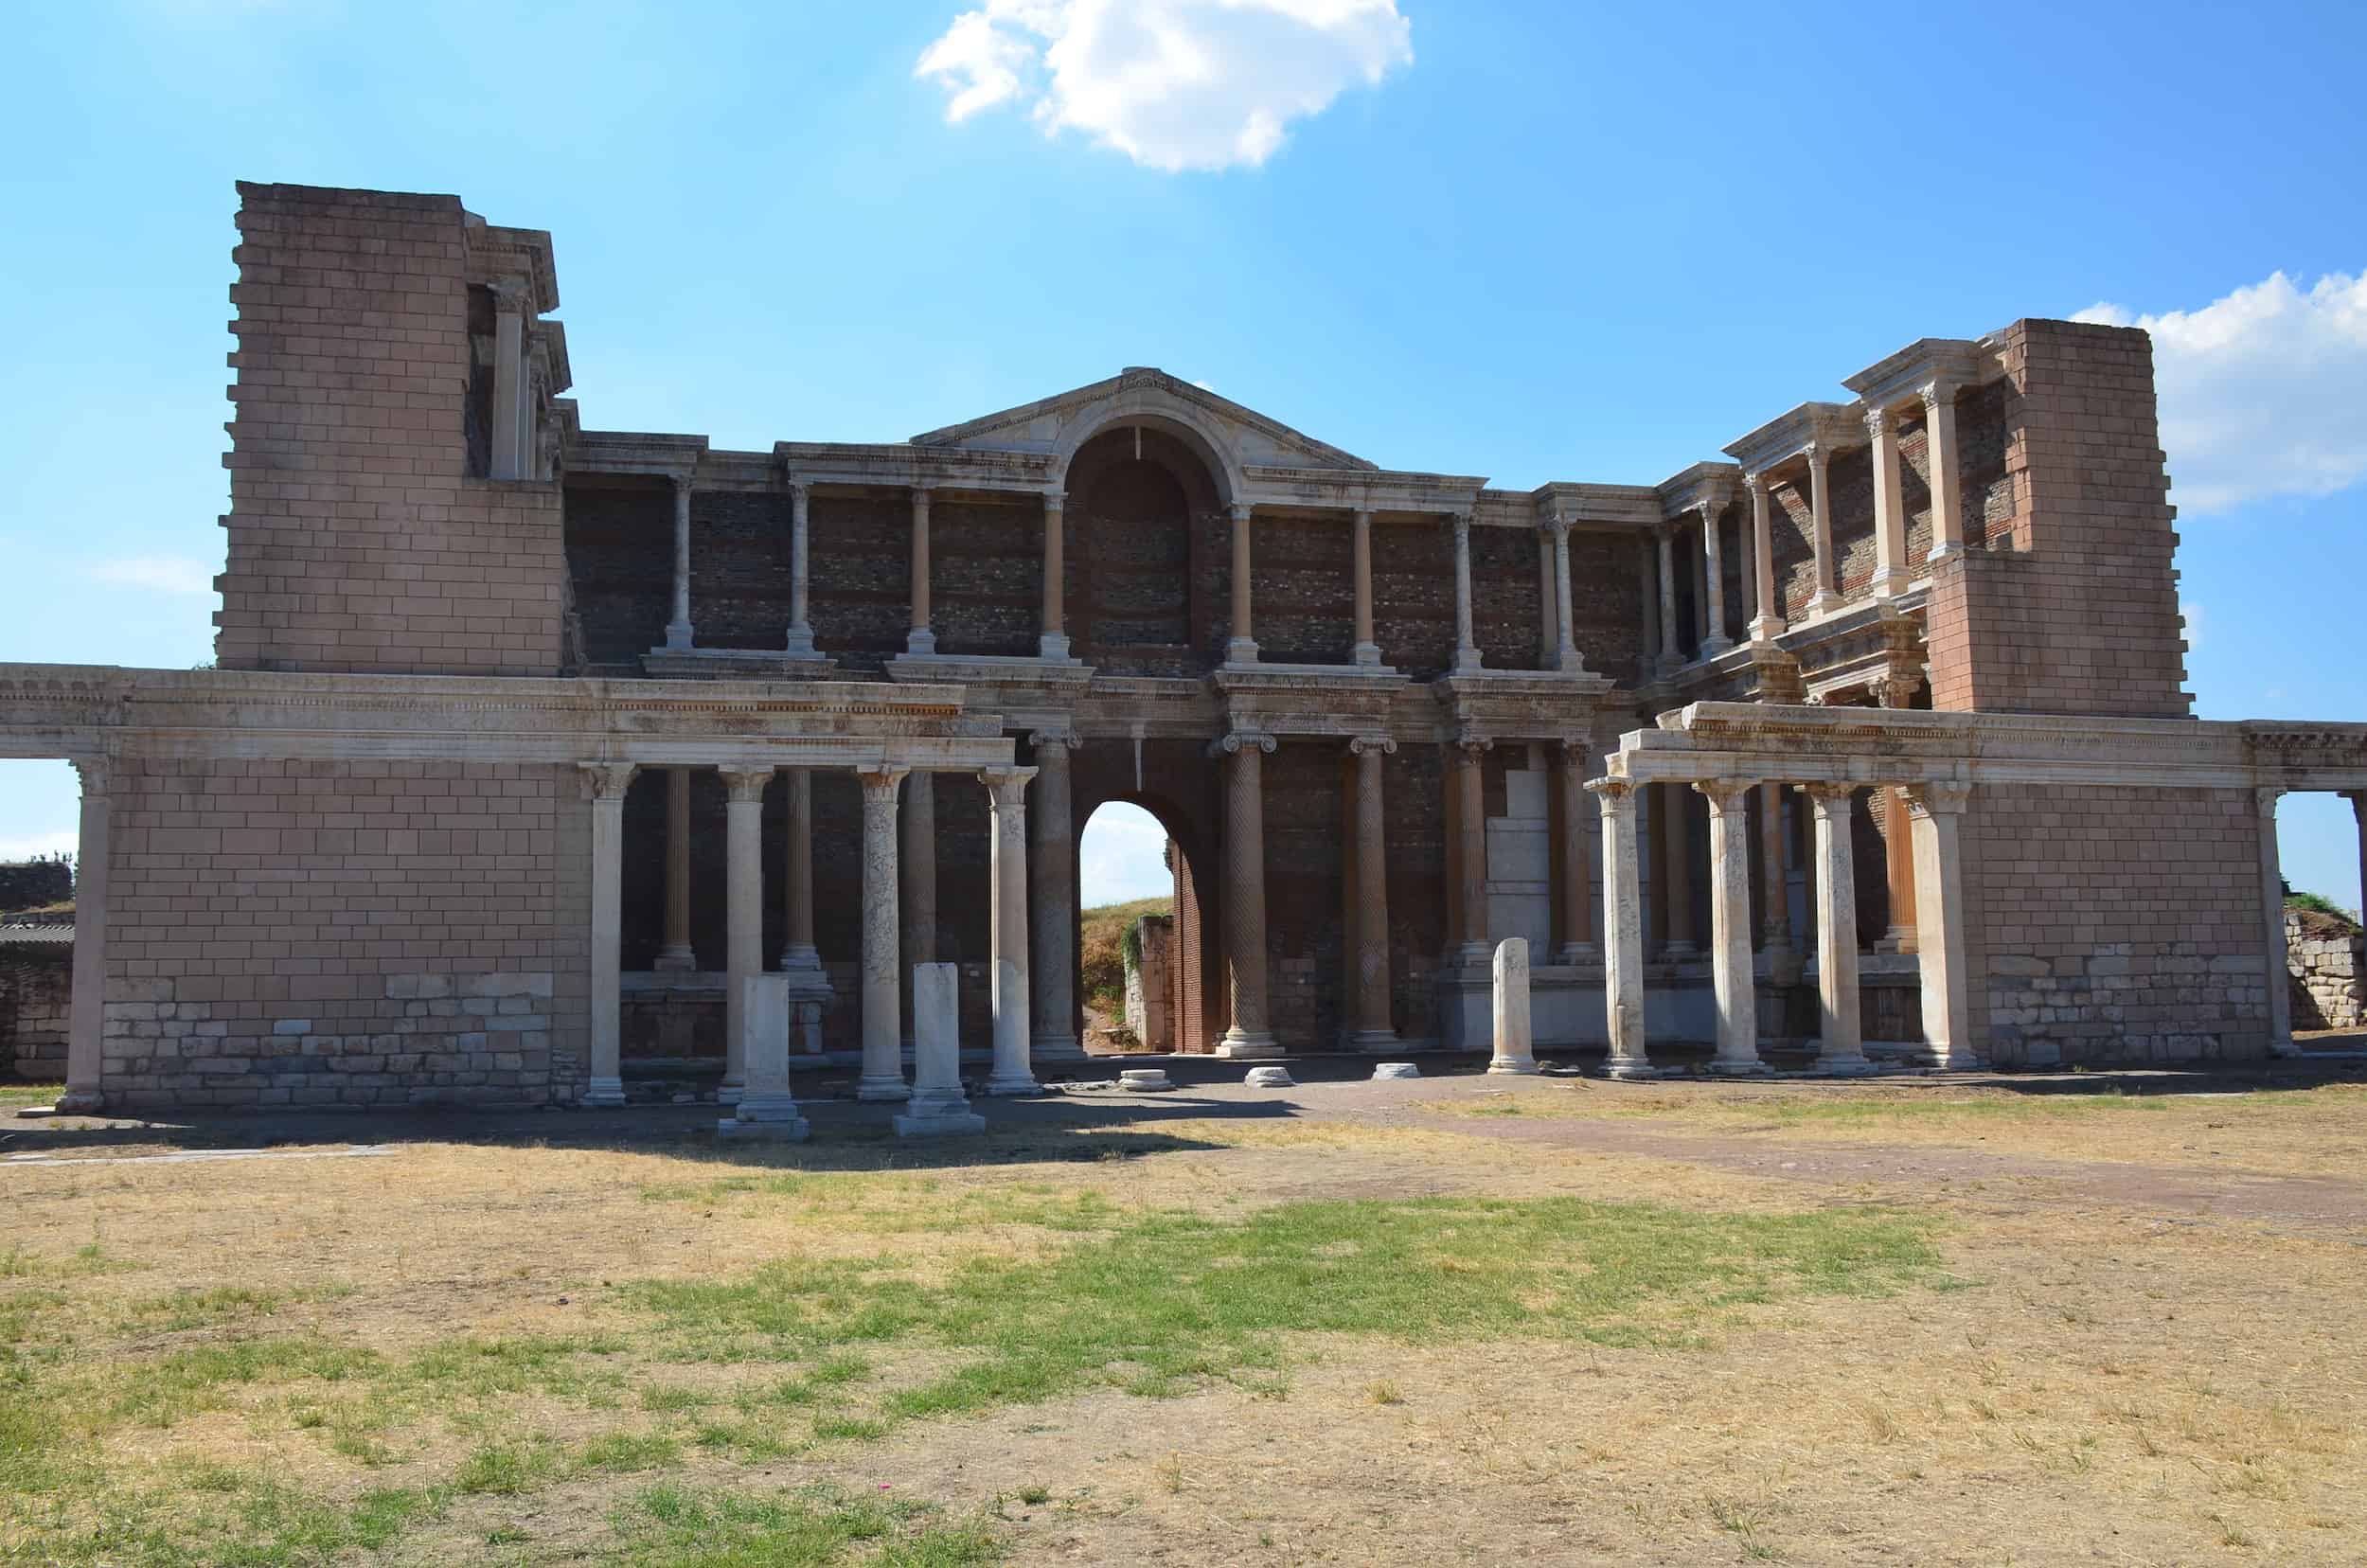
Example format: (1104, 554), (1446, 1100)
(1074, 793), (1216, 1054)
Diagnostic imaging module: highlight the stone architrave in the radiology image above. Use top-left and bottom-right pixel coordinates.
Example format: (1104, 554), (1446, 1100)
(1802, 782), (1874, 1073)
(719, 975), (810, 1141)
(1212, 730), (1282, 1059)
(55, 757), (114, 1114)
(1486, 937), (1538, 1075)
(981, 766), (1041, 1094)
(1904, 782), (1982, 1069)
(1029, 729), (1083, 1063)
(1588, 777), (1656, 1078)
(856, 765), (912, 1099)
(577, 760), (637, 1109)
(895, 963), (985, 1136)
(1696, 779), (1770, 1075)
(718, 765), (772, 1105)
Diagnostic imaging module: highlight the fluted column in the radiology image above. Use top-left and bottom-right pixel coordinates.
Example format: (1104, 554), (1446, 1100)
(1661, 782), (1698, 957)
(899, 771), (936, 1050)
(1039, 492), (1070, 660)
(1549, 519), (1577, 670)
(1029, 728), (1082, 1061)
(489, 279), (526, 481)
(1803, 782), (1871, 1072)
(1905, 783), (1980, 1068)
(1588, 778), (1654, 1078)
(1697, 779), (1768, 1074)
(1554, 740), (1593, 962)
(1536, 527), (1558, 668)
(1450, 511), (1484, 673)
(1746, 472), (1785, 641)
(982, 766), (1040, 1093)
(2257, 788), (2299, 1057)
(906, 488), (934, 654)
(1757, 781), (1799, 983)
(1866, 404), (1910, 598)
(1699, 502), (1732, 654)
(856, 765), (912, 1097)
(785, 480), (817, 655)
(1227, 502), (1258, 665)
(1922, 383), (1966, 564)
(653, 767), (696, 971)
(1451, 739), (1491, 964)
(55, 758), (114, 1114)
(718, 766), (772, 1104)
(1350, 509), (1381, 666)
(1805, 444), (1840, 615)
(664, 472), (695, 650)
(1348, 736), (1398, 1049)
(577, 760), (636, 1110)
(1212, 731), (1281, 1058)
(1655, 527), (1682, 667)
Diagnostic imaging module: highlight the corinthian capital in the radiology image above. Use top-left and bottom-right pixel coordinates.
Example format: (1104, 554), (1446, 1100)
(577, 760), (638, 800)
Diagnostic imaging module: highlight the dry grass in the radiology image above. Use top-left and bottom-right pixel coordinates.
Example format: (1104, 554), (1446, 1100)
(3, 1087), (2363, 1563)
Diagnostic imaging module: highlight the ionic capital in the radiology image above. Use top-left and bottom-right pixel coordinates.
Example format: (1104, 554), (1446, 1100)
(978, 765), (1037, 807)
(718, 765), (774, 804)
(1903, 781), (1972, 819)
(1208, 729), (1276, 758)
(577, 760), (638, 801)
(1347, 734), (1397, 757)
(1229, 502), (1255, 525)
(1042, 490), (1066, 515)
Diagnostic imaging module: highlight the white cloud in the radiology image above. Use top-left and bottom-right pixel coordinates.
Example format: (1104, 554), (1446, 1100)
(2074, 269), (2367, 515)
(916, 0), (1413, 172)
(82, 556), (218, 596)
(1079, 802), (1174, 904)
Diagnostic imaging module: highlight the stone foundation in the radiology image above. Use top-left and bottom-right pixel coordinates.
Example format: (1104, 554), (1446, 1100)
(2287, 912), (2365, 1031)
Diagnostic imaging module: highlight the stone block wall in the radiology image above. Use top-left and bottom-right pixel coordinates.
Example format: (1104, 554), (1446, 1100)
(1924, 321), (2190, 717)
(0, 942), (72, 1078)
(216, 184), (566, 676)
(2286, 912), (2365, 1030)
(98, 757), (586, 1107)
(1963, 784), (2269, 1065)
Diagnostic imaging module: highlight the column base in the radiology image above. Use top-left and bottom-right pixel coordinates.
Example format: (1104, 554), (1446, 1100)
(1452, 942), (1493, 967)
(1872, 932), (1920, 955)
(1224, 637), (1260, 666)
(905, 629), (937, 655)
(1214, 1031), (1284, 1060)
(718, 1078), (745, 1107)
(1926, 541), (1967, 567)
(982, 1072), (1042, 1096)
(1598, 1059), (1663, 1079)
(1451, 648), (1486, 674)
(1038, 633), (1074, 662)
(1662, 941), (1700, 960)
(1700, 634), (1734, 658)
(855, 1076), (913, 1101)
(51, 1088), (105, 1115)
(652, 944), (697, 973)
(1707, 1057), (1772, 1077)
(894, 1109), (986, 1137)
(1805, 590), (1841, 618)
(1869, 568), (1913, 600)
(1345, 1027), (1401, 1054)
(718, 1114), (810, 1142)
(1747, 614), (1787, 643)
(1807, 1043), (1880, 1076)
(662, 622), (694, 651)
(784, 625), (818, 655)
(1486, 1056), (1541, 1077)
(1030, 1030), (1087, 1062)
(2269, 1038), (2305, 1059)
(582, 1077), (626, 1107)
(1350, 641), (1382, 667)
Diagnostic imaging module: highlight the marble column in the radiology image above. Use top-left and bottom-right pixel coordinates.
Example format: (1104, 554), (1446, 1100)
(1227, 502), (1258, 664)
(1588, 778), (1654, 1078)
(1757, 781), (1799, 984)
(899, 771), (936, 1051)
(55, 758), (114, 1114)
(1347, 735), (1398, 1049)
(785, 481), (817, 656)
(1040, 492), (1070, 660)
(856, 765), (912, 1097)
(653, 767), (696, 971)
(906, 488), (934, 654)
(1661, 782), (1698, 957)
(1699, 502), (1732, 655)
(1212, 731), (1281, 1058)
(719, 766), (772, 1104)
(1746, 472), (1785, 641)
(2256, 787), (2300, 1056)
(1805, 444), (1840, 615)
(663, 473), (695, 650)
(1655, 528), (1682, 667)
(1536, 527), (1558, 668)
(779, 768), (821, 974)
(982, 766), (1041, 1093)
(1350, 509), (1381, 666)
(577, 760), (636, 1110)
(1802, 782), (1872, 1072)
(1450, 512), (1484, 673)
(1554, 740), (1594, 962)
(489, 279), (526, 481)
(1697, 779), (1768, 1074)
(1922, 382), (1966, 564)
(1029, 729), (1082, 1062)
(1905, 783), (1980, 1068)
(1547, 518), (1577, 671)
(1866, 404), (1910, 599)
(1875, 680), (1920, 953)
(1452, 739), (1491, 964)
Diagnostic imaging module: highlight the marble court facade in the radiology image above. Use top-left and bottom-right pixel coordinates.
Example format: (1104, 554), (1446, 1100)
(8, 181), (2367, 1114)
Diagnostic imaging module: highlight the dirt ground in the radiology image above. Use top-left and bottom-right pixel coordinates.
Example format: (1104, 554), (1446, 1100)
(5, 1061), (2365, 1564)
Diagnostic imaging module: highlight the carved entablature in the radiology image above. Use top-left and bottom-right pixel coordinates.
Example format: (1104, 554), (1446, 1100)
(1841, 336), (1995, 417)
(2240, 722), (2367, 792)
(567, 430), (710, 484)
(1652, 460), (1740, 523)
(1432, 670), (1619, 750)
(1720, 401), (1865, 476)
(462, 221), (559, 315)
(1786, 599), (1930, 707)
(1214, 664), (1409, 740)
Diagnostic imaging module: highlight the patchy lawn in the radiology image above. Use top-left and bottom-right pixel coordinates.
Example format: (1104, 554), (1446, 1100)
(3, 1078), (2362, 1563)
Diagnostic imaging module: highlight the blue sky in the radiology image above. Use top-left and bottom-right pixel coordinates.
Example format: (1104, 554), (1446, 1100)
(1, 0), (2363, 912)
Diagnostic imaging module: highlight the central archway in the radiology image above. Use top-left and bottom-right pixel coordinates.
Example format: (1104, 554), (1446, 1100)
(1071, 788), (1219, 1054)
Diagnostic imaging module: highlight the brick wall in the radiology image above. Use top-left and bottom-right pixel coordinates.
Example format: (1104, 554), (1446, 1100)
(1924, 321), (2190, 717)
(1264, 741), (1346, 1046)
(1964, 784), (2269, 1065)
(1371, 519), (1455, 677)
(1255, 516), (1355, 666)
(934, 497), (1040, 657)
(691, 490), (798, 650)
(98, 757), (585, 1107)
(1471, 524), (1547, 670)
(0, 943), (72, 1078)
(217, 184), (566, 675)
(808, 494), (911, 676)
(563, 478), (670, 668)
(1569, 530), (1648, 686)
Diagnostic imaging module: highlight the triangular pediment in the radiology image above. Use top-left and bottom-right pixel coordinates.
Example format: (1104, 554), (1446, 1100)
(911, 367), (1378, 472)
